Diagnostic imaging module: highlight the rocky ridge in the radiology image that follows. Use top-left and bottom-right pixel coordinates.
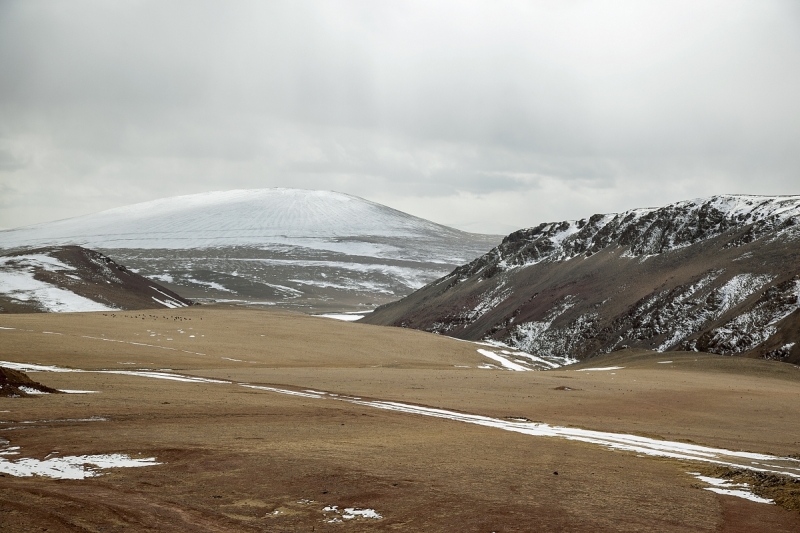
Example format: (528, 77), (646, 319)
(362, 195), (800, 364)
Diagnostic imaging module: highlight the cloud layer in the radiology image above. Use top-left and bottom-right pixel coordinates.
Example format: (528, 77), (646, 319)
(1, 1), (798, 233)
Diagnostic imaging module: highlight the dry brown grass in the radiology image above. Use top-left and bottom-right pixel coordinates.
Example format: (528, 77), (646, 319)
(1, 307), (799, 531)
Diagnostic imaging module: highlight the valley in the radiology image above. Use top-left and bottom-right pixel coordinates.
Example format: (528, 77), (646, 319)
(1, 308), (800, 531)
(4, 2), (797, 530)
(1, 192), (799, 531)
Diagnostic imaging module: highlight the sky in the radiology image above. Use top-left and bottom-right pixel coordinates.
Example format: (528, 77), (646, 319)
(1, 1), (798, 234)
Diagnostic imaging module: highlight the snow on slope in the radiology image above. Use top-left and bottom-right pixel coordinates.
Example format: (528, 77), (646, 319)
(482, 194), (800, 272)
(0, 254), (115, 312)
(0, 189), (501, 313)
(0, 247), (193, 313)
(0, 189), (468, 256)
(364, 194), (800, 362)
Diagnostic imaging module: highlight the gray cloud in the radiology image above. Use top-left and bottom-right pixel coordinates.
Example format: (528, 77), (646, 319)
(1, 0), (798, 233)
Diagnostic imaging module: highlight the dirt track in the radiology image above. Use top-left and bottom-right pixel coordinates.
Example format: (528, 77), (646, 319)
(1, 307), (799, 531)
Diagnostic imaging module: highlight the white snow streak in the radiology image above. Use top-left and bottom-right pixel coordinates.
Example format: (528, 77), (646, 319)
(0, 361), (226, 384)
(687, 472), (774, 504)
(10, 359), (800, 483)
(316, 313), (365, 322)
(476, 349), (529, 371)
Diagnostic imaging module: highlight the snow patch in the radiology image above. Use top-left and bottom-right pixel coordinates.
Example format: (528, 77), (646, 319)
(184, 277), (233, 292)
(464, 283), (512, 322)
(315, 313), (364, 322)
(0, 254), (115, 313)
(149, 273), (174, 284)
(0, 450), (159, 479)
(476, 349), (529, 371)
(322, 505), (382, 521)
(149, 286), (187, 307)
(687, 472), (774, 504)
(18, 386), (48, 395)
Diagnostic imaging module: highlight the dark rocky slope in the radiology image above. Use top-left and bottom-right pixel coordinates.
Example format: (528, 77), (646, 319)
(362, 195), (800, 364)
(0, 367), (61, 397)
(0, 246), (193, 313)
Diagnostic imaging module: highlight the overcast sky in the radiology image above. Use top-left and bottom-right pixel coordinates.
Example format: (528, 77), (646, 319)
(1, 1), (798, 234)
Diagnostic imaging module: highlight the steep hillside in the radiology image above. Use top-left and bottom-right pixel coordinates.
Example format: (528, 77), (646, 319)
(0, 246), (192, 313)
(362, 195), (800, 364)
(0, 189), (500, 313)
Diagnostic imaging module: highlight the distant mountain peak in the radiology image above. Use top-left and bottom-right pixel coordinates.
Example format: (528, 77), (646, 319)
(0, 188), (474, 251)
(0, 189), (501, 313)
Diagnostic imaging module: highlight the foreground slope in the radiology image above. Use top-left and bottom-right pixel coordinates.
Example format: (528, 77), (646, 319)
(0, 246), (192, 312)
(1, 308), (799, 531)
(0, 189), (500, 313)
(363, 195), (800, 364)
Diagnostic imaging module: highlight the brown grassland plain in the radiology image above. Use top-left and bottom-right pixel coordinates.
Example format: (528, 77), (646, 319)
(0, 306), (799, 532)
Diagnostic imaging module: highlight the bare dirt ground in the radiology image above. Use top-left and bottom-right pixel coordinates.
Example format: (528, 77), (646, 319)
(1, 307), (799, 531)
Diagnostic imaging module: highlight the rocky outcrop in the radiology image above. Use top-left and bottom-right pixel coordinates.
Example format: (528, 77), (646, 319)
(0, 367), (61, 397)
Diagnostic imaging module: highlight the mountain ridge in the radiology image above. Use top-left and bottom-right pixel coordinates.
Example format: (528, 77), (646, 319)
(452, 194), (799, 279)
(362, 194), (800, 364)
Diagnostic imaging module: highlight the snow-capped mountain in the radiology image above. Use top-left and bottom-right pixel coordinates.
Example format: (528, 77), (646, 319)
(0, 189), (473, 253)
(0, 246), (191, 313)
(0, 189), (500, 312)
(362, 195), (800, 364)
